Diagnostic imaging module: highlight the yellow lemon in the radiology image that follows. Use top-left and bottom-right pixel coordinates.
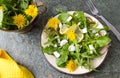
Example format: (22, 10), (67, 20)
(59, 24), (69, 34)
(67, 24), (84, 42)
(75, 25), (84, 43)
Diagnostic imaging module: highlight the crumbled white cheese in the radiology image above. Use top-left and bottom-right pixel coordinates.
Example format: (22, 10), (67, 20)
(99, 30), (107, 36)
(54, 44), (57, 47)
(77, 22), (81, 26)
(68, 44), (76, 51)
(95, 33), (100, 36)
(90, 50), (93, 54)
(89, 44), (95, 51)
(53, 51), (60, 58)
(60, 39), (68, 46)
(82, 28), (87, 33)
(66, 16), (72, 22)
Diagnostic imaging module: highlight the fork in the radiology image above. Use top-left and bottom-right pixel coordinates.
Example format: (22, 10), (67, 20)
(86, 0), (120, 41)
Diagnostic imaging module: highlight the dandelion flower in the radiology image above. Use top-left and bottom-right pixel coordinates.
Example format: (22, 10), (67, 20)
(47, 17), (60, 30)
(66, 60), (78, 72)
(25, 5), (38, 17)
(13, 14), (26, 29)
(66, 29), (76, 41)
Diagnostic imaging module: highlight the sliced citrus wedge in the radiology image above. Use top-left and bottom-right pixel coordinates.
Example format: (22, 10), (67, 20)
(68, 24), (77, 31)
(66, 24), (84, 43)
(59, 24), (69, 34)
(75, 26), (84, 43)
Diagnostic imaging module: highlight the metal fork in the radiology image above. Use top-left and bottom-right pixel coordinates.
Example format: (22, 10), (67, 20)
(86, 0), (120, 41)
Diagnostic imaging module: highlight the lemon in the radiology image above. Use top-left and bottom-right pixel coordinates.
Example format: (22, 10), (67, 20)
(67, 24), (84, 43)
(60, 23), (84, 42)
(75, 26), (84, 43)
(68, 24), (77, 31)
(0, 10), (3, 26)
(59, 24), (69, 34)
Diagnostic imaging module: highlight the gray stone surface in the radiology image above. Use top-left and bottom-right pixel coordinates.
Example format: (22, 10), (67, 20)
(0, 0), (120, 78)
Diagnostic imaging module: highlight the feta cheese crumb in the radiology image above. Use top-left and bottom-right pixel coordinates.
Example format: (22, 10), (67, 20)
(54, 44), (57, 47)
(82, 28), (87, 33)
(60, 39), (68, 46)
(99, 30), (107, 36)
(90, 50), (93, 54)
(53, 51), (60, 58)
(95, 33), (100, 36)
(68, 44), (76, 51)
(77, 22), (81, 26)
(67, 16), (72, 22)
(89, 44), (95, 51)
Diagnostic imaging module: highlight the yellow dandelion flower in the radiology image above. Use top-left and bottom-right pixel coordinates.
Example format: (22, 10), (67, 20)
(66, 29), (76, 41)
(47, 17), (60, 30)
(0, 6), (4, 11)
(13, 14), (26, 29)
(25, 5), (38, 17)
(66, 60), (78, 72)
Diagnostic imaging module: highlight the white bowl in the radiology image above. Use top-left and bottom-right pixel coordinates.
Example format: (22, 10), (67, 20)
(41, 11), (110, 75)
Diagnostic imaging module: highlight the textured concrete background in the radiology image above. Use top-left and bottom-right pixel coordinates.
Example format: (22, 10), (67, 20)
(0, 0), (120, 78)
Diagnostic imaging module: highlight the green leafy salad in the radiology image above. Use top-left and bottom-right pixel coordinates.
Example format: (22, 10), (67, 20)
(0, 0), (38, 30)
(41, 11), (111, 72)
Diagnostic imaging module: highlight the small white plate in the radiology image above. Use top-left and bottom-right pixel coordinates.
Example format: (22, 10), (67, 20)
(41, 11), (110, 75)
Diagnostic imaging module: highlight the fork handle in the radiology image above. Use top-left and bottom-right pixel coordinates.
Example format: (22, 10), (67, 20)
(98, 15), (120, 41)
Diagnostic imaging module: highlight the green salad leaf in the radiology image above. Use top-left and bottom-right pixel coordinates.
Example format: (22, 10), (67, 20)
(20, 0), (29, 9)
(56, 43), (69, 67)
(96, 36), (111, 47)
(58, 13), (70, 23)
(56, 53), (68, 67)
(41, 45), (57, 55)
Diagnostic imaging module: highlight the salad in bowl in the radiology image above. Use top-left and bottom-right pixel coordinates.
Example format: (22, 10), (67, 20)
(41, 11), (111, 74)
